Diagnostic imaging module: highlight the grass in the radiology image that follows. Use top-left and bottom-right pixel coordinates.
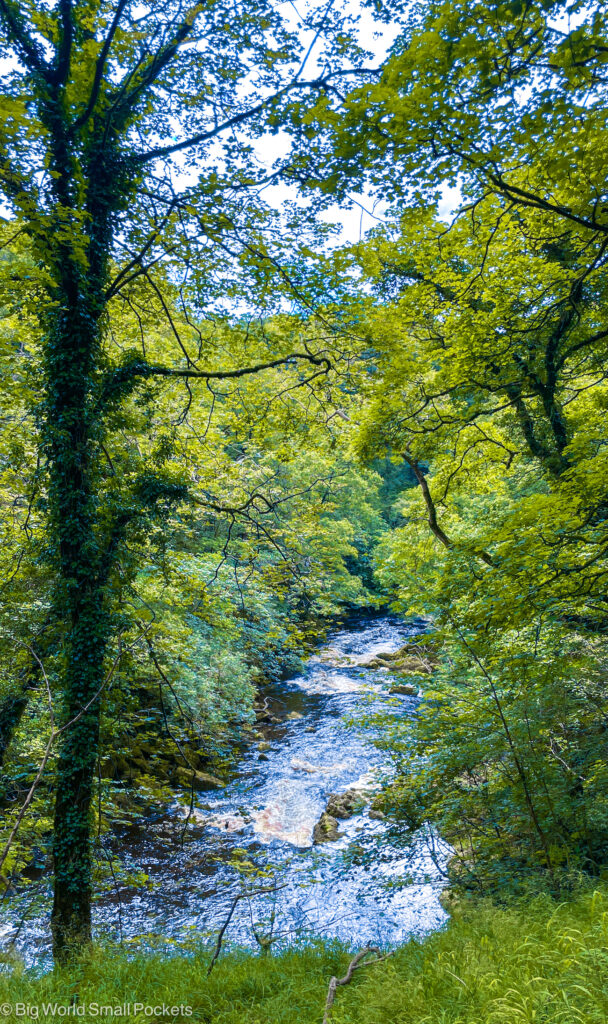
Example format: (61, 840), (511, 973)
(1, 887), (608, 1023)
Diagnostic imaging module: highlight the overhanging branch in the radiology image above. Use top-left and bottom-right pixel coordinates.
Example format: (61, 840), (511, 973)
(131, 68), (380, 165)
(99, 352), (332, 408)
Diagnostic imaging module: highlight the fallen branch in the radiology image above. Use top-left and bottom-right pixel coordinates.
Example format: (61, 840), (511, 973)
(322, 946), (395, 1024)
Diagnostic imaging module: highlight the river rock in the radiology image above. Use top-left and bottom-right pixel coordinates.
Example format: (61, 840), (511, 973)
(257, 741), (272, 751)
(368, 808), (385, 820)
(287, 711), (303, 720)
(350, 651), (386, 667)
(252, 805), (312, 847)
(390, 682), (418, 696)
(313, 647), (353, 668)
(312, 813), (342, 844)
(174, 766), (225, 790)
(326, 790), (366, 819)
(205, 812), (248, 832)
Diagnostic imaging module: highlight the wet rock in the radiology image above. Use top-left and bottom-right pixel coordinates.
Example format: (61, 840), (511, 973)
(258, 753), (269, 762)
(326, 790), (366, 820)
(380, 644), (437, 675)
(286, 711), (303, 720)
(313, 647), (353, 668)
(257, 741), (272, 751)
(368, 808), (385, 821)
(205, 812), (248, 833)
(390, 682), (418, 696)
(350, 651), (386, 668)
(257, 710), (282, 724)
(304, 726), (315, 733)
(173, 766), (225, 790)
(313, 813), (342, 844)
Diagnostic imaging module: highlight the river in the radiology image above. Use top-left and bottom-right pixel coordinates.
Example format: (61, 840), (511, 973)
(4, 614), (449, 964)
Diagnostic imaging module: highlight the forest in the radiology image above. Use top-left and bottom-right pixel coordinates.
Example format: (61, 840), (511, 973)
(1, 0), (608, 1020)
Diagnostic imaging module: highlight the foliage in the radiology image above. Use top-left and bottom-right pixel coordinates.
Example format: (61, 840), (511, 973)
(298, 0), (608, 893)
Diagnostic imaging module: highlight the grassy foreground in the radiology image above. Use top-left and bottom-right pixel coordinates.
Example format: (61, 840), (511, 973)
(2, 888), (608, 1023)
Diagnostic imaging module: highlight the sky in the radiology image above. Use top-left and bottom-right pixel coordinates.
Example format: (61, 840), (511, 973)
(0, 1), (462, 237)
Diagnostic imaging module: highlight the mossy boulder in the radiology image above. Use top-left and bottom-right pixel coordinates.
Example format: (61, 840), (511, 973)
(173, 766), (225, 790)
(367, 642), (438, 677)
(390, 682), (418, 696)
(312, 812), (342, 844)
(326, 790), (366, 819)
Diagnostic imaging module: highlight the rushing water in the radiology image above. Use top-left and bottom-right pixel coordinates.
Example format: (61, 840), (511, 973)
(3, 615), (449, 964)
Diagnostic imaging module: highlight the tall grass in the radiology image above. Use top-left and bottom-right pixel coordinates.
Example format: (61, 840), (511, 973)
(2, 887), (607, 1022)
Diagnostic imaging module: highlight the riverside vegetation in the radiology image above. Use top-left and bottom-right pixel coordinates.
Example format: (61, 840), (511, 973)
(1, 0), (608, 1019)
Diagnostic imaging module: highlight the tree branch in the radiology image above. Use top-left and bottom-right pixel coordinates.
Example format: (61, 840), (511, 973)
(99, 352), (332, 408)
(71, 0), (130, 130)
(110, 2), (204, 125)
(403, 453), (494, 567)
(53, 0), (73, 86)
(0, 0), (52, 78)
(323, 947), (394, 1024)
(207, 884), (286, 976)
(131, 69), (379, 165)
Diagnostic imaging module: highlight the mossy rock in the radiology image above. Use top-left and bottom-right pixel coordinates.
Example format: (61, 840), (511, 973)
(390, 682), (418, 696)
(370, 793), (386, 813)
(312, 812), (342, 844)
(326, 790), (366, 819)
(173, 766), (225, 790)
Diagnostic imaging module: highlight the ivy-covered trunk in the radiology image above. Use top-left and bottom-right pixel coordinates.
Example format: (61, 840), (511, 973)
(45, 249), (111, 959)
(51, 594), (108, 958)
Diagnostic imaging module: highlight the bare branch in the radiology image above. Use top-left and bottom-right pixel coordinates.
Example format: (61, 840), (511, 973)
(207, 884), (286, 976)
(323, 947), (395, 1024)
(132, 69), (379, 165)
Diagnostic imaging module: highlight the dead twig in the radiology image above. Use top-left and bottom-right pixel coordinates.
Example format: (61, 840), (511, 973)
(322, 946), (395, 1024)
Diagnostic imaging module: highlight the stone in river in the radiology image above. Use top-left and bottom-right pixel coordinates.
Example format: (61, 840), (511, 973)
(326, 790), (366, 819)
(312, 813), (342, 844)
(291, 758), (323, 773)
(390, 682), (418, 696)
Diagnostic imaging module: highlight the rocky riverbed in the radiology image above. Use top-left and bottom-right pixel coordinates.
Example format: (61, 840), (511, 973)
(3, 614), (449, 964)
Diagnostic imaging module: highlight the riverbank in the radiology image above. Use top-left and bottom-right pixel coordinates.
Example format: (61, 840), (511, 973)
(1, 886), (606, 1022)
(3, 615), (447, 964)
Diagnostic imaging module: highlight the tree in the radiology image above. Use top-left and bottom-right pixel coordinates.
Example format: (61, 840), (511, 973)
(289, 0), (608, 889)
(0, 0), (375, 960)
(336, 109), (608, 889)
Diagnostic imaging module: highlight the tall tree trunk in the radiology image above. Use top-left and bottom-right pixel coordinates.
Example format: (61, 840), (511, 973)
(51, 592), (107, 958)
(45, 282), (109, 960)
